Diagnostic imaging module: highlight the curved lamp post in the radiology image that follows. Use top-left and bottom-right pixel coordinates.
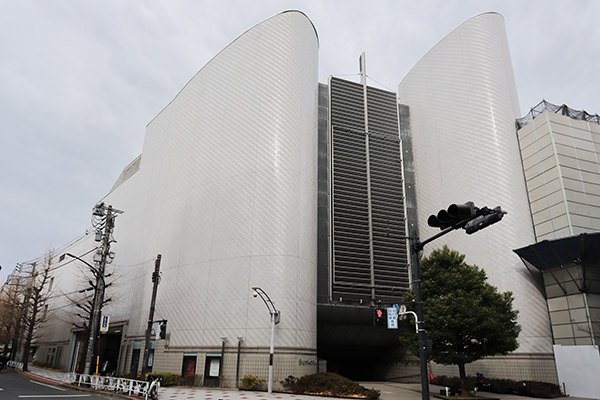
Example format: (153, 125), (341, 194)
(66, 253), (105, 284)
(252, 287), (280, 393)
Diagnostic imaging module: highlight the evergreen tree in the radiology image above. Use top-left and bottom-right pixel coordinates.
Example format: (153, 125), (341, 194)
(403, 246), (521, 395)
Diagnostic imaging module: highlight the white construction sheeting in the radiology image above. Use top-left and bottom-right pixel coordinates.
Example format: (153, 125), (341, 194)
(554, 344), (600, 399)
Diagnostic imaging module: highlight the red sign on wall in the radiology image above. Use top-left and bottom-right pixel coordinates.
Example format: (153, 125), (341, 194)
(186, 359), (196, 376)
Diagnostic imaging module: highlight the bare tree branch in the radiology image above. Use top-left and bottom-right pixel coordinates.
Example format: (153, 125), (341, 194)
(21, 249), (55, 371)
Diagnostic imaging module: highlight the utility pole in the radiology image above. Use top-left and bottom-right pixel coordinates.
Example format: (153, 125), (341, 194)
(141, 254), (162, 379)
(7, 262), (35, 362)
(84, 203), (121, 375)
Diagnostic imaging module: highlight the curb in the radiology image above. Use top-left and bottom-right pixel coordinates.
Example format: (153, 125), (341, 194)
(21, 370), (64, 386)
(15, 369), (140, 400)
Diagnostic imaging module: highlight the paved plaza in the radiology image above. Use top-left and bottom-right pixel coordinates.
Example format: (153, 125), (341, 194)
(3, 366), (585, 400)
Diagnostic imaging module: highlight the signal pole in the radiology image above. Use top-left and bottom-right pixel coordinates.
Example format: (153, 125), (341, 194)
(141, 254), (162, 379)
(410, 202), (506, 400)
(410, 231), (433, 400)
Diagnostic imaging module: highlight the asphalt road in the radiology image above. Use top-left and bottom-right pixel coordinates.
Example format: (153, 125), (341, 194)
(0, 370), (121, 400)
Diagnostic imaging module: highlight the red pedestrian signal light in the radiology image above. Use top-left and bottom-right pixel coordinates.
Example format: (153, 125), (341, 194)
(373, 308), (387, 327)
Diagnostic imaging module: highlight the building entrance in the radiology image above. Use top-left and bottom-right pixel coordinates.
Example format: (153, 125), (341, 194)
(69, 328), (123, 375)
(97, 332), (121, 375)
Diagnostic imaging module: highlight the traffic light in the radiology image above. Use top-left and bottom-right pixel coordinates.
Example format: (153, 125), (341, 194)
(465, 206), (505, 234)
(373, 308), (387, 327)
(426, 339), (433, 354)
(159, 321), (167, 339)
(427, 202), (477, 230)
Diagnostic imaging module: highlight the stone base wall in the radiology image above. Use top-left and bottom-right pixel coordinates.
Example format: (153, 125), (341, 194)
(430, 353), (558, 384)
(123, 340), (318, 390)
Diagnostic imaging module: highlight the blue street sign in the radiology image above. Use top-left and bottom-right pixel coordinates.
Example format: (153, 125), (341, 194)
(100, 315), (110, 333)
(387, 306), (398, 329)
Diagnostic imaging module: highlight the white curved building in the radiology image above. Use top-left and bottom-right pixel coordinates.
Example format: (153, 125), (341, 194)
(13, 10), (565, 386)
(398, 12), (555, 378)
(42, 10), (319, 386)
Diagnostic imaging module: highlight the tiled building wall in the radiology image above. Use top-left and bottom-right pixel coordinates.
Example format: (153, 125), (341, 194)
(517, 111), (600, 241)
(398, 12), (552, 355)
(543, 267), (600, 346)
(546, 293), (593, 345)
(124, 339), (317, 389)
(34, 340), (77, 372)
(588, 293), (600, 337)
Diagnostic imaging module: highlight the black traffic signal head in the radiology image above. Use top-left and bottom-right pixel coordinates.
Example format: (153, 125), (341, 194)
(465, 206), (505, 234)
(159, 321), (167, 339)
(427, 214), (443, 228)
(448, 202), (476, 219)
(373, 308), (387, 327)
(428, 202), (477, 230)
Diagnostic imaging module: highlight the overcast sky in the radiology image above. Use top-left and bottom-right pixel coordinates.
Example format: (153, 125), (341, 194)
(1, 0), (599, 284)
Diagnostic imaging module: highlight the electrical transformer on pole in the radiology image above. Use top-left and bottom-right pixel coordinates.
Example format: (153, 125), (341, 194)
(83, 203), (121, 375)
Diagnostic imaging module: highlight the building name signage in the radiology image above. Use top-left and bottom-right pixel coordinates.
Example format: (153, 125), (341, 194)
(299, 359), (317, 366)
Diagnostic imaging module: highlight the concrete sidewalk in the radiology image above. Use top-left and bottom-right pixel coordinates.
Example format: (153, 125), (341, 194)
(20, 365), (66, 385)
(16, 366), (339, 399)
(16, 366), (584, 400)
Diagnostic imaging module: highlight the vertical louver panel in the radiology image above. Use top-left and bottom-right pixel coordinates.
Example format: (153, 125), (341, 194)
(330, 77), (409, 301)
(367, 87), (409, 292)
(369, 137), (409, 288)
(331, 78), (371, 298)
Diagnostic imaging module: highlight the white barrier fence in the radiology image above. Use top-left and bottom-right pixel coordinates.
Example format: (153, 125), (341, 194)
(63, 373), (160, 399)
(4, 362), (159, 399)
(7, 360), (24, 370)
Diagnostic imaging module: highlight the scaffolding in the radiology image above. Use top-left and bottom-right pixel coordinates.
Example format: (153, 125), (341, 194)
(516, 99), (600, 130)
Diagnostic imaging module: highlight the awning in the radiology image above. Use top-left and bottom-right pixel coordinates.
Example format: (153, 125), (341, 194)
(513, 232), (600, 272)
(514, 232), (600, 294)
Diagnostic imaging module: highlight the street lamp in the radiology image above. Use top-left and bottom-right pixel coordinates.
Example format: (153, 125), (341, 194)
(252, 287), (280, 394)
(66, 253), (105, 285)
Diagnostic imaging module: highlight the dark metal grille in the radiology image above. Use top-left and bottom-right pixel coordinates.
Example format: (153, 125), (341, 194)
(330, 77), (409, 302)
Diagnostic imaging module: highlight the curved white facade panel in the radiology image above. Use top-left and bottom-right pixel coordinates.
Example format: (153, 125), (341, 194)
(398, 12), (552, 353)
(52, 10), (319, 361)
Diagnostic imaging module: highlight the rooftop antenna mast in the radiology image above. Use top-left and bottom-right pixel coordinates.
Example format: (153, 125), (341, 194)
(359, 51), (367, 85)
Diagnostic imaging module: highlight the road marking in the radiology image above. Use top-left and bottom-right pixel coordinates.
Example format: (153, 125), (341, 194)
(19, 396), (91, 398)
(29, 380), (66, 391)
